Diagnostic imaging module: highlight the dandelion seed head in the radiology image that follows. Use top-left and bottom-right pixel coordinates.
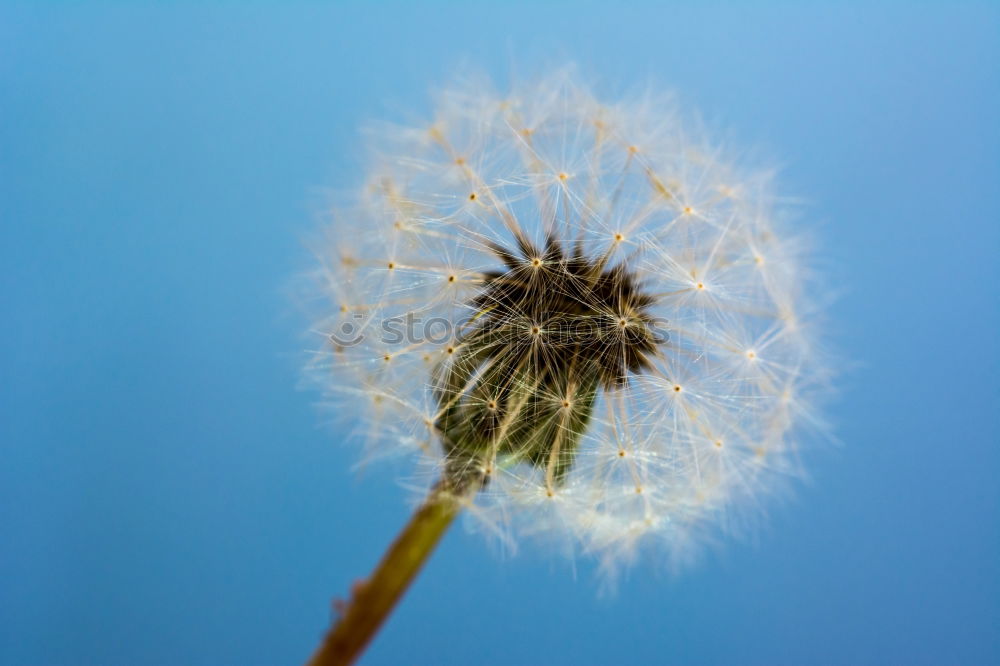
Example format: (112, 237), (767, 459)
(307, 69), (830, 576)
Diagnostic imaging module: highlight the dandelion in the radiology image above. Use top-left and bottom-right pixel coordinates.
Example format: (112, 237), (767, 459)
(304, 69), (828, 665)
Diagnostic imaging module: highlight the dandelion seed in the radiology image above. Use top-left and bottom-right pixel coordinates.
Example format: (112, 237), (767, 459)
(304, 69), (829, 665)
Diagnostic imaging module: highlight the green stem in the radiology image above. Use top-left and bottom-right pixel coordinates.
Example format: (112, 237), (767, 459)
(306, 483), (462, 666)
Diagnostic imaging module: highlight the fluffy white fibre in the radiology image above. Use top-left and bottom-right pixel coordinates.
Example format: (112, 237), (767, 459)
(307, 69), (829, 575)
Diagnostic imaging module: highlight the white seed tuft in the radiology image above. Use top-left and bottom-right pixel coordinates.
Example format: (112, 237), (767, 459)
(306, 70), (830, 576)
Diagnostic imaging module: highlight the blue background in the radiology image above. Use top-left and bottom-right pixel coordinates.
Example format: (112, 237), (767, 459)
(2, 2), (998, 664)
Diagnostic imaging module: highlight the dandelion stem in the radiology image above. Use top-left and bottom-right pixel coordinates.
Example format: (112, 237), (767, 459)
(306, 482), (463, 666)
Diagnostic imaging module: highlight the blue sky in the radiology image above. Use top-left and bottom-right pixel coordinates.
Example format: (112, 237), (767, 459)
(2, 3), (998, 664)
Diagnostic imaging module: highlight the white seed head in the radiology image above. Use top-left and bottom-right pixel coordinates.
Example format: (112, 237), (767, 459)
(307, 70), (829, 576)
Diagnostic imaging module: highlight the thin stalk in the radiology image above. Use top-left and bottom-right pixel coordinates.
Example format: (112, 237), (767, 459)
(306, 483), (462, 666)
